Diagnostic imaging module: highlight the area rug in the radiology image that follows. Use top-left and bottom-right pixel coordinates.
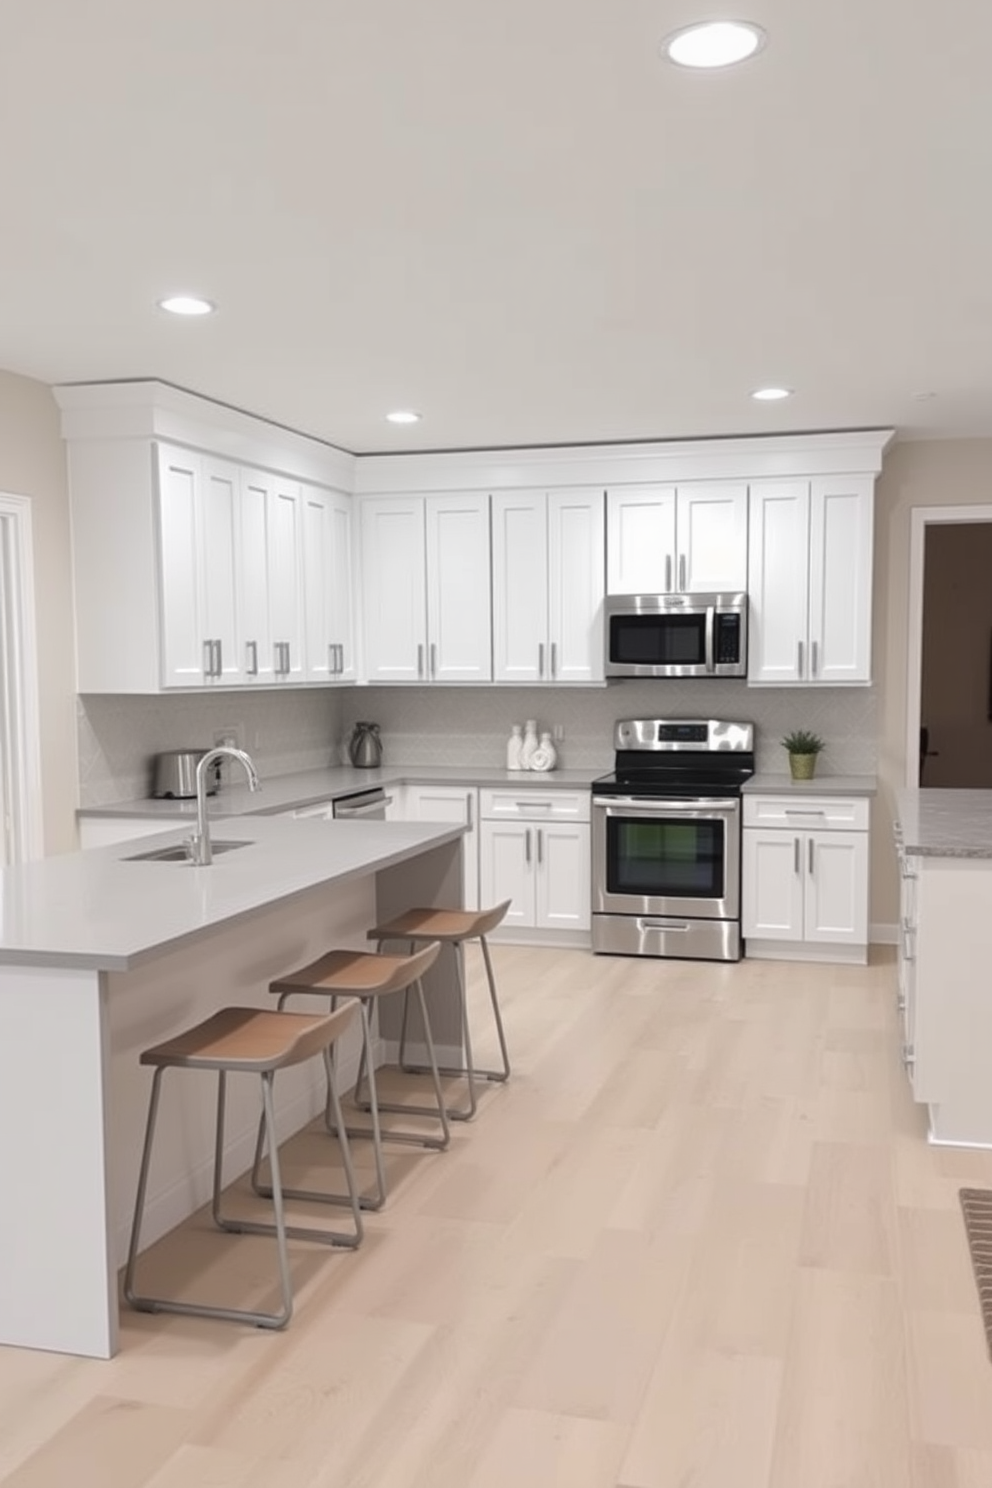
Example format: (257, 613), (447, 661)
(959, 1189), (992, 1357)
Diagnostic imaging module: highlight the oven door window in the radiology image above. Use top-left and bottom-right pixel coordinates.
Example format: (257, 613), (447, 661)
(606, 815), (725, 899)
(609, 613), (706, 668)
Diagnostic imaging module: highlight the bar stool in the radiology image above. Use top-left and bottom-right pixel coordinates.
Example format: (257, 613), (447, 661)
(269, 940), (448, 1211)
(124, 1003), (362, 1331)
(367, 900), (511, 1120)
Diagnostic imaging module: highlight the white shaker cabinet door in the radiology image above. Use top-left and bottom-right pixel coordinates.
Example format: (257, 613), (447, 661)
(741, 828), (805, 942)
(267, 477), (305, 683)
(677, 482), (749, 593)
(548, 489), (605, 684)
(747, 480), (810, 684)
(492, 492), (549, 684)
(302, 486), (355, 684)
(361, 497), (428, 682)
(158, 445), (241, 688)
(426, 494), (492, 683)
(479, 820), (534, 929)
(239, 467), (276, 682)
(606, 486), (676, 594)
(807, 475), (873, 684)
(535, 822), (590, 931)
(804, 830), (868, 944)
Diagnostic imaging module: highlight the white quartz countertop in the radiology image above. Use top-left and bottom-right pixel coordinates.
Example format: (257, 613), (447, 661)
(77, 765), (604, 820)
(0, 816), (464, 971)
(743, 773), (877, 797)
(896, 789), (992, 859)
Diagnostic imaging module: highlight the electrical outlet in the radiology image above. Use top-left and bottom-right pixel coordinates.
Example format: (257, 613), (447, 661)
(553, 724), (565, 742)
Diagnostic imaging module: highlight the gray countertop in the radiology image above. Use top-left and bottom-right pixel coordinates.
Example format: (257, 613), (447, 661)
(743, 773), (877, 797)
(896, 789), (992, 859)
(0, 816), (464, 971)
(77, 765), (604, 820)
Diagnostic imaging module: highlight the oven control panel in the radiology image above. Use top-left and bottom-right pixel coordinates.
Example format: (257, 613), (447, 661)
(614, 719), (754, 752)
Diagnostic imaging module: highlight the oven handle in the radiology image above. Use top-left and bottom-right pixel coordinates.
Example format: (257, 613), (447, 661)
(592, 797), (740, 818)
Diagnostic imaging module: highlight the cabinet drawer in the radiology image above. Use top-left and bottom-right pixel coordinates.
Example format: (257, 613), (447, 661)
(480, 788), (591, 823)
(743, 795), (869, 831)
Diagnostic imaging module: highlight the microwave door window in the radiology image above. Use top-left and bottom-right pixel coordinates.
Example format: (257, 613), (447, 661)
(610, 614), (707, 667)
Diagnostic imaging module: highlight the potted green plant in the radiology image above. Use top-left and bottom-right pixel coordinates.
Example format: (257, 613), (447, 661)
(781, 728), (825, 781)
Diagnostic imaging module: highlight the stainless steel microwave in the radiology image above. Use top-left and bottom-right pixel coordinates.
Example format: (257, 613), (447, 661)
(604, 592), (748, 679)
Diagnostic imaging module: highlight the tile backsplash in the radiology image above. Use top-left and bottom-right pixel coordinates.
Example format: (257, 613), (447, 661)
(77, 682), (877, 805)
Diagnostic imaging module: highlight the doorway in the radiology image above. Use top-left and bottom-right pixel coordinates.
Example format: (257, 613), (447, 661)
(907, 505), (992, 788)
(0, 494), (43, 863)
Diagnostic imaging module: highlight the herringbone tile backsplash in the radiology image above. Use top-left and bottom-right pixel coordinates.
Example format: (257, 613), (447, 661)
(78, 682), (876, 805)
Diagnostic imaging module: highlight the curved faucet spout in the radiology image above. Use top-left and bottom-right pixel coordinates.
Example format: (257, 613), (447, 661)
(188, 747), (261, 865)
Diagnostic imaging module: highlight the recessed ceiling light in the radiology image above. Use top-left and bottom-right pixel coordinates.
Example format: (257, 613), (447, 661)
(751, 386), (792, 401)
(385, 410), (422, 425)
(663, 20), (766, 69)
(157, 295), (216, 316)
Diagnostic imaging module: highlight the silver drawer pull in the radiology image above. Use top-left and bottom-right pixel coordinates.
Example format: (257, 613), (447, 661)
(640, 918), (691, 932)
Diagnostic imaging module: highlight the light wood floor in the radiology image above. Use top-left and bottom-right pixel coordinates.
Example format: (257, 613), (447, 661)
(3, 944), (992, 1487)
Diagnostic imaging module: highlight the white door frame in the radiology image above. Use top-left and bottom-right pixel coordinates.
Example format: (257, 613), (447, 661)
(906, 503), (992, 788)
(0, 493), (43, 861)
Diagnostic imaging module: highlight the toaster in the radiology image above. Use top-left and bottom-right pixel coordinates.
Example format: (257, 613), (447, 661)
(151, 749), (217, 799)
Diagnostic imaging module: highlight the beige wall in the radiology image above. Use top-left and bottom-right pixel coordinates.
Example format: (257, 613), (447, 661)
(0, 371), (77, 853)
(873, 437), (992, 924)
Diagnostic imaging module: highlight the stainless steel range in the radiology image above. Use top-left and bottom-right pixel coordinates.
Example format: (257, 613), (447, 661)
(591, 718), (755, 963)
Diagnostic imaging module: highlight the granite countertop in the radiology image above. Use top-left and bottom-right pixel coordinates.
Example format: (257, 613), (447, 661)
(742, 773), (877, 797)
(896, 789), (992, 859)
(0, 816), (463, 971)
(77, 764), (605, 820)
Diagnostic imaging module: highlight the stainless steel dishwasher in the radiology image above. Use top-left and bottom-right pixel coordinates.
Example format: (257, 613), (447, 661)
(330, 787), (391, 821)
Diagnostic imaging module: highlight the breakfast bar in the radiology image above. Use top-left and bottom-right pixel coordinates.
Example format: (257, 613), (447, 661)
(0, 815), (464, 1359)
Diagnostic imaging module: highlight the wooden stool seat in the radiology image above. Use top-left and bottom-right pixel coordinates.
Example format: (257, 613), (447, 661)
(124, 1003), (363, 1332)
(367, 900), (512, 1120)
(270, 940), (449, 1210)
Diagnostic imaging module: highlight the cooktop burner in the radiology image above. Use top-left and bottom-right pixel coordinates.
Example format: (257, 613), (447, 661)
(592, 717), (755, 799)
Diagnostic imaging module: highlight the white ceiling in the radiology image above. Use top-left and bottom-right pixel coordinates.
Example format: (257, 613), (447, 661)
(2, 1), (990, 454)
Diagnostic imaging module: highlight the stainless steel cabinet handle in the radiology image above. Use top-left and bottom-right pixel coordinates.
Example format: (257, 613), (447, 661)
(665, 554), (672, 592)
(466, 793), (473, 829)
(797, 640), (804, 678)
(537, 827), (543, 865)
(525, 828), (532, 864)
(538, 642), (545, 678)
(811, 640), (819, 677)
(417, 643), (424, 678)
(214, 639), (223, 677)
(808, 838), (814, 874)
(246, 640), (258, 676)
(430, 642), (437, 678)
(679, 554), (686, 592)
(551, 642), (557, 679)
(794, 837), (800, 874)
(328, 642), (336, 675)
(336, 642), (345, 674)
(203, 639), (214, 678)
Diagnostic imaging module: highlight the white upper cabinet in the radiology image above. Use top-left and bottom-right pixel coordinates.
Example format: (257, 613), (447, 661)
(158, 445), (243, 687)
(360, 493), (491, 683)
(606, 483), (748, 595)
(302, 486), (355, 683)
(492, 488), (605, 685)
(748, 475), (873, 685)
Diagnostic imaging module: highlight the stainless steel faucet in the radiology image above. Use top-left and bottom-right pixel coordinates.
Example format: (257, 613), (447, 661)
(185, 747), (260, 865)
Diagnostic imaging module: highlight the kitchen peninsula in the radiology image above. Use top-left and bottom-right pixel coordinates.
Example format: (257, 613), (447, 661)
(895, 789), (992, 1147)
(0, 814), (464, 1359)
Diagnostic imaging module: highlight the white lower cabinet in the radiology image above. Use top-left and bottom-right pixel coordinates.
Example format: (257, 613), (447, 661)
(479, 788), (590, 937)
(742, 794), (869, 962)
(400, 785), (479, 910)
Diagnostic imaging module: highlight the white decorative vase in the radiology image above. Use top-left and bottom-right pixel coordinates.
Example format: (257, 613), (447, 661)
(506, 724), (523, 770)
(520, 719), (539, 769)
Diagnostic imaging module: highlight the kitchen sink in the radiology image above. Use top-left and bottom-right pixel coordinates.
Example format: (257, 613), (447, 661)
(123, 839), (253, 863)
